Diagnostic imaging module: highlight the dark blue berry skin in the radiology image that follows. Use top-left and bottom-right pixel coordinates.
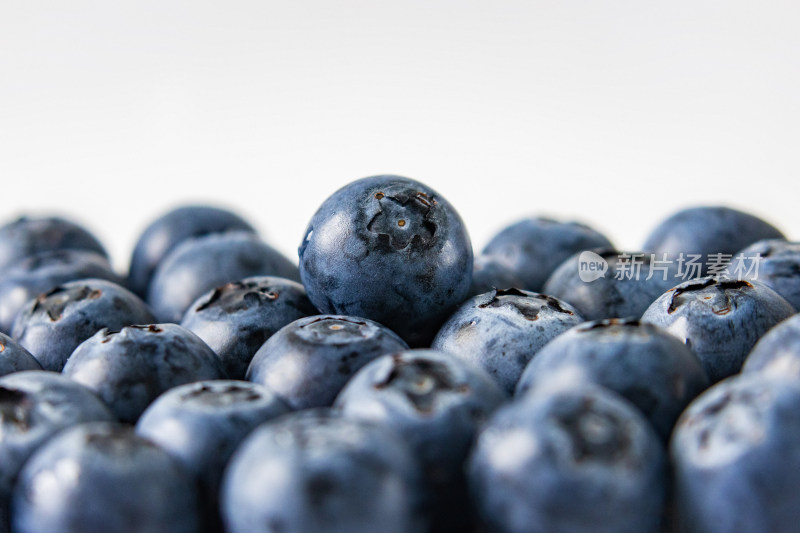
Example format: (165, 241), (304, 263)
(643, 206), (784, 277)
(181, 276), (318, 379)
(642, 277), (795, 383)
(0, 372), (114, 532)
(298, 175), (473, 347)
(128, 205), (257, 299)
(12, 422), (201, 533)
(481, 217), (614, 291)
(515, 318), (709, 441)
(468, 386), (666, 533)
(137, 380), (291, 533)
(0, 216), (108, 274)
(468, 255), (525, 297)
(726, 239), (800, 310)
(221, 409), (425, 533)
(11, 279), (156, 372)
(543, 249), (677, 321)
(63, 324), (227, 423)
(335, 349), (507, 532)
(671, 374), (800, 533)
(0, 333), (42, 376)
(431, 288), (584, 393)
(148, 231), (300, 323)
(743, 313), (800, 378)
(0, 250), (123, 334)
(246, 315), (408, 409)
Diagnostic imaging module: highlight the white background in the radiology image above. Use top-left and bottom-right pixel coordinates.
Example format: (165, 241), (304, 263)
(2, 1), (798, 274)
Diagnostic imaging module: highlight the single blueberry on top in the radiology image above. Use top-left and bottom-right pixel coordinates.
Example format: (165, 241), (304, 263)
(335, 349), (507, 532)
(468, 385), (666, 533)
(181, 276), (318, 379)
(137, 380), (291, 533)
(128, 205), (257, 298)
(0, 216), (108, 274)
(641, 277), (795, 383)
(481, 217), (613, 291)
(63, 324), (227, 423)
(148, 231), (299, 323)
(726, 239), (800, 310)
(432, 288), (584, 393)
(642, 206), (784, 277)
(0, 250), (122, 334)
(515, 318), (709, 440)
(12, 422), (201, 533)
(0, 371), (114, 532)
(0, 333), (42, 377)
(298, 175), (473, 347)
(221, 409), (425, 533)
(671, 374), (800, 533)
(246, 314), (408, 409)
(743, 313), (800, 378)
(11, 278), (156, 372)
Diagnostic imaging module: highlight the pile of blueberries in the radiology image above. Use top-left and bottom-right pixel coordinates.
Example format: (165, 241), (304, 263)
(1, 174), (799, 533)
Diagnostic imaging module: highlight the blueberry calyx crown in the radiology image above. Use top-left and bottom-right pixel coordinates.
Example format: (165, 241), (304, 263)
(367, 190), (438, 251)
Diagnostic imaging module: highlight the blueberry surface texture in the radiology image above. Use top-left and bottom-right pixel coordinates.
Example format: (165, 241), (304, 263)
(246, 314), (408, 409)
(431, 288), (584, 393)
(128, 205), (256, 298)
(335, 349), (507, 532)
(148, 230), (300, 323)
(0, 216), (108, 274)
(0, 250), (122, 334)
(468, 254), (525, 297)
(221, 409), (424, 533)
(743, 313), (800, 378)
(481, 217), (613, 291)
(12, 422), (201, 533)
(671, 374), (800, 533)
(11, 278), (156, 372)
(0, 333), (42, 377)
(543, 248), (677, 321)
(641, 277), (795, 383)
(63, 324), (226, 422)
(0, 371), (114, 532)
(181, 276), (318, 379)
(642, 206), (784, 276)
(137, 380), (291, 533)
(515, 318), (709, 440)
(468, 386), (666, 533)
(727, 239), (800, 310)
(298, 175), (473, 347)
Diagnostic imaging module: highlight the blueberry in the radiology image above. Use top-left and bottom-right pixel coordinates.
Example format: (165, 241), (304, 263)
(137, 380), (291, 532)
(431, 288), (584, 393)
(335, 349), (507, 531)
(481, 217), (613, 291)
(12, 422), (201, 533)
(246, 315), (408, 409)
(181, 276), (318, 379)
(743, 313), (800, 378)
(128, 205), (256, 298)
(643, 206), (784, 277)
(671, 374), (800, 532)
(0, 333), (42, 377)
(515, 318), (709, 440)
(641, 277), (795, 383)
(221, 409), (424, 533)
(0, 216), (108, 274)
(726, 239), (800, 310)
(543, 249), (677, 321)
(0, 250), (123, 333)
(11, 278), (156, 372)
(298, 175), (473, 347)
(63, 324), (227, 423)
(148, 231), (299, 323)
(468, 386), (666, 533)
(468, 255), (525, 297)
(0, 371), (114, 531)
